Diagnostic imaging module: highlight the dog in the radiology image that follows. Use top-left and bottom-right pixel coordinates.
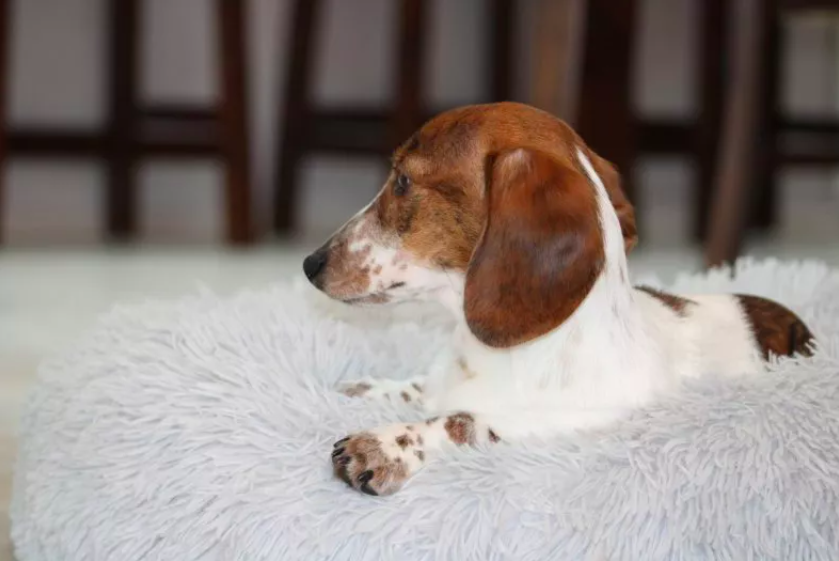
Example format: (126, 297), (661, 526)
(302, 102), (814, 496)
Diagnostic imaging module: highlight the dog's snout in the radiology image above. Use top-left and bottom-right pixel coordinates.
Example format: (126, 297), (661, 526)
(303, 250), (328, 283)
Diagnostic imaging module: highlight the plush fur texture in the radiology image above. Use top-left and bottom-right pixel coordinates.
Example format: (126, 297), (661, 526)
(11, 259), (839, 561)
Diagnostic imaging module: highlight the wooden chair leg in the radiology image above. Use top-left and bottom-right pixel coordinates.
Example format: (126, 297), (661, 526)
(575, 0), (640, 210)
(217, 0), (252, 244)
(489, 0), (514, 102)
(390, 0), (428, 147)
(530, 0), (582, 121)
(0, 0), (9, 244)
(694, 0), (727, 241)
(752, 5), (781, 231)
(106, 0), (139, 241)
(274, 0), (321, 235)
(705, 0), (766, 268)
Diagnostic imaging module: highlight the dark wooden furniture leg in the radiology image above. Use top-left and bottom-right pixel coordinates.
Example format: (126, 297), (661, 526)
(705, 0), (765, 267)
(489, 0), (514, 102)
(0, 0), (9, 244)
(107, 0), (139, 241)
(531, 0), (580, 120)
(390, 0), (428, 147)
(695, 0), (727, 241)
(752, 3), (780, 231)
(274, 0), (321, 235)
(107, 0), (140, 240)
(217, 0), (252, 244)
(576, 0), (640, 210)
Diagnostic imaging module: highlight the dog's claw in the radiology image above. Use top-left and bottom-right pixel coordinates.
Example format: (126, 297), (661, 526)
(333, 437), (350, 448)
(331, 447), (345, 458)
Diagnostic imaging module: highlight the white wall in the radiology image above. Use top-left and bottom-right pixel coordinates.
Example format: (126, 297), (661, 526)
(3, 0), (838, 244)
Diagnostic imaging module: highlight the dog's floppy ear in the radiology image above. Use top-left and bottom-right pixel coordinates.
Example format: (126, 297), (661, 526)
(464, 149), (605, 348)
(584, 148), (637, 253)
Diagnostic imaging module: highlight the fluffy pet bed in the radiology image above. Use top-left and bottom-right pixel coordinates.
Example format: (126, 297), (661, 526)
(11, 259), (839, 561)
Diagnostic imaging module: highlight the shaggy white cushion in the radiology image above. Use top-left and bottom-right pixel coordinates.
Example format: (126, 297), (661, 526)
(11, 259), (839, 561)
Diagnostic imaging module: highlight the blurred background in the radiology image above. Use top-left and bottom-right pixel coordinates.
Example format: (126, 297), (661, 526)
(2, 0), (839, 556)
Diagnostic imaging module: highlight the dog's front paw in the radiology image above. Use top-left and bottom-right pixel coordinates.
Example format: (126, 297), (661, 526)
(331, 426), (425, 496)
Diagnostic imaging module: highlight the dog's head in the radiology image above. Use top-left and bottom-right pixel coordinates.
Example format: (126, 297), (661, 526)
(303, 102), (637, 347)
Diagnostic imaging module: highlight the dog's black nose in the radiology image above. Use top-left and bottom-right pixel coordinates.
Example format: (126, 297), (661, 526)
(303, 250), (328, 281)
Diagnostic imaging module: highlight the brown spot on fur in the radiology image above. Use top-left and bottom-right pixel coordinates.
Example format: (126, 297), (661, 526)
(340, 382), (372, 397)
(372, 265), (382, 274)
(465, 149), (605, 347)
(736, 294), (814, 360)
(456, 356), (478, 379)
(636, 286), (695, 316)
(488, 429), (500, 443)
(411, 382), (423, 393)
(415, 450), (425, 461)
(395, 435), (413, 449)
(400, 391), (412, 403)
(444, 413), (476, 445)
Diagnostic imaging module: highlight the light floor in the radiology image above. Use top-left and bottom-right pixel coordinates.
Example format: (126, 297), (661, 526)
(1, 240), (838, 559)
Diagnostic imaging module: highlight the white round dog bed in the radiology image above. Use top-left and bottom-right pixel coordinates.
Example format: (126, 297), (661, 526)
(11, 259), (839, 561)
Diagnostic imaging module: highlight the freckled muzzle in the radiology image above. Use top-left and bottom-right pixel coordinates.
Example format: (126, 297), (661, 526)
(303, 199), (426, 305)
(301, 211), (384, 302)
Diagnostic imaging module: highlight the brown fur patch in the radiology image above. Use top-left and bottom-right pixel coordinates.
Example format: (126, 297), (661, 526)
(464, 149), (605, 347)
(400, 391), (412, 403)
(488, 429), (500, 443)
(395, 435), (413, 449)
(735, 294), (814, 360)
(385, 103), (634, 273)
(444, 413), (477, 445)
(339, 382), (372, 397)
(636, 286), (695, 316)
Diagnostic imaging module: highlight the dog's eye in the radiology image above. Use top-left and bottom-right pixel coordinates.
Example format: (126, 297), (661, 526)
(394, 173), (411, 196)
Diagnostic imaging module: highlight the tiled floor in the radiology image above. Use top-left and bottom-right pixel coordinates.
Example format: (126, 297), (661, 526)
(1, 240), (838, 559)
